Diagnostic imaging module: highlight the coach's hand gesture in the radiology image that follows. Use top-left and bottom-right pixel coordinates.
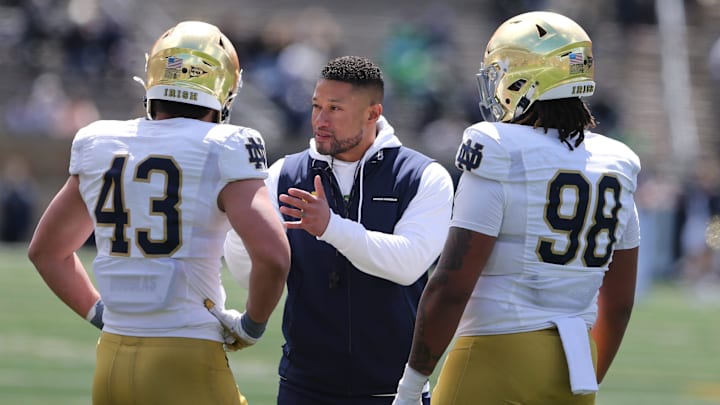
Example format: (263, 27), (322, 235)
(279, 175), (330, 237)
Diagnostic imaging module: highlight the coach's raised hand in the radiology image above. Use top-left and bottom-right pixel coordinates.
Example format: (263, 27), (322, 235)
(279, 175), (330, 237)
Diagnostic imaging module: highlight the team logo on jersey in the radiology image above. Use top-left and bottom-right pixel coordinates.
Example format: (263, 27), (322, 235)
(245, 137), (267, 169)
(456, 139), (484, 171)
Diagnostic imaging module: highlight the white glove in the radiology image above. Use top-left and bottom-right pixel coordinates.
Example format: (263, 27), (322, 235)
(393, 364), (428, 405)
(204, 299), (264, 351)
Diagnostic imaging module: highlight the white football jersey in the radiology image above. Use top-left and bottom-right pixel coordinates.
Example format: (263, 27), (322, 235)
(451, 121), (641, 336)
(70, 117), (268, 339)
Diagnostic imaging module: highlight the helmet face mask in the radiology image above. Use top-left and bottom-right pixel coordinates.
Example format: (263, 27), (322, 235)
(478, 11), (595, 122)
(476, 61), (507, 122)
(144, 21), (241, 123)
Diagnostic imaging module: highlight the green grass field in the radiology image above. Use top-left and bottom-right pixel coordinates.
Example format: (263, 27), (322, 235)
(1, 244), (718, 405)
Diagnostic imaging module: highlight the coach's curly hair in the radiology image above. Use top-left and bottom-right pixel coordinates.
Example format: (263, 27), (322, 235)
(321, 56), (384, 103)
(512, 98), (597, 151)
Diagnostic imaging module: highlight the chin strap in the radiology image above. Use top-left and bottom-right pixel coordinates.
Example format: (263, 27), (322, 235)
(219, 71), (243, 123)
(220, 104), (231, 123)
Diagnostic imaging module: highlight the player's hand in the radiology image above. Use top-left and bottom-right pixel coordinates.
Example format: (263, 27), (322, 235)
(392, 391), (423, 405)
(392, 395), (422, 405)
(392, 364), (428, 405)
(279, 175), (330, 237)
(204, 299), (260, 352)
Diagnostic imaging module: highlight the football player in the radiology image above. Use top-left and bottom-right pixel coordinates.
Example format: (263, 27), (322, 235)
(393, 11), (641, 405)
(28, 21), (290, 405)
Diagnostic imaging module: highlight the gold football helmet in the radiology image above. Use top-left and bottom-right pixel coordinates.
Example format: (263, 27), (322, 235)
(143, 21), (241, 123)
(477, 11), (595, 122)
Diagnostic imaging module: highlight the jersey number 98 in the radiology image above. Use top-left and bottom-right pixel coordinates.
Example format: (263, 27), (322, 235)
(537, 171), (621, 268)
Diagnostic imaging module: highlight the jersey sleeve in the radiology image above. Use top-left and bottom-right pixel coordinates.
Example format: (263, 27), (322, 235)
(450, 171), (505, 237)
(615, 201), (641, 250)
(455, 122), (511, 182)
(612, 139), (642, 193)
(216, 126), (269, 183)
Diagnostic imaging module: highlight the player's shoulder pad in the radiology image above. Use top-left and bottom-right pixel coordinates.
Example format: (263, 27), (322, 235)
(72, 119), (129, 143)
(455, 121), (511, 181)
(210, 123), (266, 151)
(208, 124), (264, 144)
(214, 124), (269, 172)
(610, 137), (642, 177)
(587, 132), (642, 184)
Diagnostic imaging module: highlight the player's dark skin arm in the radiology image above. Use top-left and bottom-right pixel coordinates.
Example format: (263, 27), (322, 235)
(592, 246), (638, 382)
(408, 227), (497, 375)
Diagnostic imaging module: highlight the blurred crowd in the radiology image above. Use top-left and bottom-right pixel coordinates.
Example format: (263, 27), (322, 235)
(0, 0), (128, 138)
(1, 0), (720, 300)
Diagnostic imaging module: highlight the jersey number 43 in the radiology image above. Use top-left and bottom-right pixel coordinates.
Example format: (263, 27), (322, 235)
(94, 155), (181, 256)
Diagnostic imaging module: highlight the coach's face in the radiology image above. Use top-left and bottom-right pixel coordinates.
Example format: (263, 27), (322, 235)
(311, 79), (382, 162)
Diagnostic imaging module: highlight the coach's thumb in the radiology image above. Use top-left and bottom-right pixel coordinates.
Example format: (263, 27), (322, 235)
(313, 175), (326, 201)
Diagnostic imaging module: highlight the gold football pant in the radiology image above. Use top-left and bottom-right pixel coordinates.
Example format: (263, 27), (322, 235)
(432, 329), (597, 405)
(93, 332), (248, 405)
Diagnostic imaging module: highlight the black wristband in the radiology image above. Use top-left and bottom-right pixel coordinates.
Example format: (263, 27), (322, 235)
(240, 312), (267, 339)
(89, 300), (104, 330)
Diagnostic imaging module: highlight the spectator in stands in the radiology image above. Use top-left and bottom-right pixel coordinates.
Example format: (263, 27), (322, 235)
(0, 155), (36, 242)
(379, 3), (462, 131)
(224, 7), (343, 138)
(675, 158), (720, 290)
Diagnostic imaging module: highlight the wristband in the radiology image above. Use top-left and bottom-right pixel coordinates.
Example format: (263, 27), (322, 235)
(240, 312), (267, 339)
(397, 364), (429, 398)
(85, 298), (105, 330)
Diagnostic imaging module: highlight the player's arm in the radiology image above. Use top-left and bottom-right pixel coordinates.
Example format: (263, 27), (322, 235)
(393, 227), (496, 404)
(395, 168), (503, 404)
(27, 175), (102, 325)
(591, 246), (638, 383)
(223, 158), (284, 289)
(219, 178), (290, 326)
(407, 169), (503, 375)
(411, 228), (495, 375)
